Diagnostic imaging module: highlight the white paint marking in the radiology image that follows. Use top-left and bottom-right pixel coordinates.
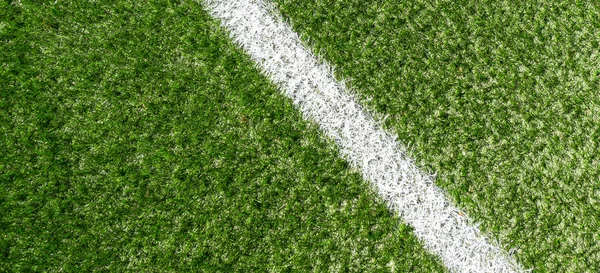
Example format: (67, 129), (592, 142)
(203, 0), (526, 272)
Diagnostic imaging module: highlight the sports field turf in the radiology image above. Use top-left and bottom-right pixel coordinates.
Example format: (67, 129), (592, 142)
(2, 0), (599, 272)
(1, 1), (444, 271)
(273, 1), (600, 271)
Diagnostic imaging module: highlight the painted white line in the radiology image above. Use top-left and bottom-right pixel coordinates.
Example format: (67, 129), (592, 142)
(203, 0), (526, 272)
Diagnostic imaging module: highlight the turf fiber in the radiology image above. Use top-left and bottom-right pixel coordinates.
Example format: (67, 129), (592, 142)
(272, 0), (600, 271)
(0, 0), (446, 271)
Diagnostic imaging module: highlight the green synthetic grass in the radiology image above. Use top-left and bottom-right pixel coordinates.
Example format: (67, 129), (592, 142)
(0, 0), (446, 271)
(273, 0), (600, 271)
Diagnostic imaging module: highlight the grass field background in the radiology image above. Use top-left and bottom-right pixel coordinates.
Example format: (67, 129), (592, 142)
(1, 1), (445, 271)
(2, 0), (600, 272)
(273, 0), (600, 271)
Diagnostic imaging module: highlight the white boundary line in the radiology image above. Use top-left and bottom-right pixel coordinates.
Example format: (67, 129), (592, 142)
(204, 0), (526, 272)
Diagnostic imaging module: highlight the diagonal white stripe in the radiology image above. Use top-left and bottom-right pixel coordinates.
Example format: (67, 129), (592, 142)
(203, 0), (527, 272)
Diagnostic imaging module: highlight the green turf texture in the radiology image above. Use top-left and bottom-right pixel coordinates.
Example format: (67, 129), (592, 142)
(0, 0), (447, 271)
(272, 0), (600, 271)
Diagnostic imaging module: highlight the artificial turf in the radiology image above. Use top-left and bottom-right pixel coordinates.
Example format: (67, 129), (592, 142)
(0, 0), (447, 271)
(272, 0), (600, 271)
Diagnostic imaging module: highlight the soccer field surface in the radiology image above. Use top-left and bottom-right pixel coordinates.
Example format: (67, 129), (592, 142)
(2, 0), (599, 272)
